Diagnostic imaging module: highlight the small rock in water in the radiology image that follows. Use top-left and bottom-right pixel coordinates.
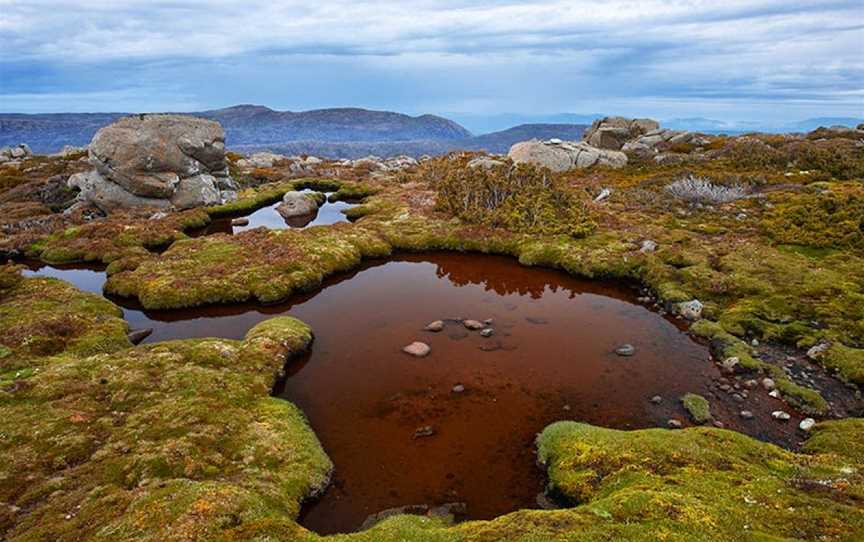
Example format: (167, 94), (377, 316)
(799, 418), (816, 432)
(413, 425), (436, 439)
(771, 410), (791, 421)
(127, 328), (153, 345)
(667, 419), (683, 429)
(452, 384), (465, 393)
(761, 378), (776, 391)
(403, 342), (431, 357)
(650, 395), (663, 404)
(463, 319), (484, 330)
(480, 328), (494, 338)
(615, 344), (635, 357)
(740, 410), (754, 419)
(231, 217), (250, 226)
(424, 320), (445, 332)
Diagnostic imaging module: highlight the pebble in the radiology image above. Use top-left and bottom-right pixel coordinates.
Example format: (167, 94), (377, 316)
(667, 419), (683, 429)
(771, 411), (791, 421)
(761, 378), (776, 391)
(799, 418), (816, 432)
(768, 389), (781, 399)
(413, 425), (436, 439)
(483, 318), (494, 325)
(424, 320), (445, 332)
(231, 217), (250, 226)
(452, 384), (465, 393)
(480, 328), (495, 338)
(713, 421), (725, 429)
(744, 379), (758, 389)
(740, 410), (754, 419)
(721, 357), (739, 373)
(463, 319), (484, 330)
(402, 342), (431, 357)
(719, 384), (732, 393)
(732, 393), (744, 402)
(650, 395), (663, 404)
(615, 344), (635, 357)
(562, 404), (571, 411)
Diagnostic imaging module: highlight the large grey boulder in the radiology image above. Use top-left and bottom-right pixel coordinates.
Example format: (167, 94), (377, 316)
(276, 191), (319, 218)
(584, 117), (660, 150)
(508, 139), (627, 172)
(70, 114), (237, 212)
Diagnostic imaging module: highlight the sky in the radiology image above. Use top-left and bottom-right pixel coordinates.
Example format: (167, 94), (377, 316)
(1, 0), (863, 124)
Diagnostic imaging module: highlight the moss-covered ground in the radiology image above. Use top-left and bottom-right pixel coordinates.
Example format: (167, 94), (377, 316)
(2, 133), (863, 539)
(1, 266), (862, 540)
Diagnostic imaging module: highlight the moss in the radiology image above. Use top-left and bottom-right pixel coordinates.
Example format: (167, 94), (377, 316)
(801, 418), (864, 463)
(818, 343), (864, 385)
(328, 182), (378, 202)
(762, 184), (864, 249)
(0, 272), (130, 365)
(681, 393), (712, 424)
(689, 320), (830, 415)
(536, 421), (864, 541)
(0, 314), (331, 541)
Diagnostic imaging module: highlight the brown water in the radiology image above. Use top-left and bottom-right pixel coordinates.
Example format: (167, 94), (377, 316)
(19, 253), (811, 534)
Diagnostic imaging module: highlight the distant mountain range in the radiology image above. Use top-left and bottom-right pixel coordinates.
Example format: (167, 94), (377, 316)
(1, 104), (859, 158)
(0, 105), (586, 158)
(237, 123), (588, 159)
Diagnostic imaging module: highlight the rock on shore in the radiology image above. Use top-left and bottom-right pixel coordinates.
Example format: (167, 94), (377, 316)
(67, 114), (238, 212)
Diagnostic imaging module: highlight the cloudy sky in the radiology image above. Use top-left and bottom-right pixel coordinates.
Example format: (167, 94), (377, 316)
(1, 0), (862, 123)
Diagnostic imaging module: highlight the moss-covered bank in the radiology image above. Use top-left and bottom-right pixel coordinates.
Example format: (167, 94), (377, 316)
(2, 265), (863, 541)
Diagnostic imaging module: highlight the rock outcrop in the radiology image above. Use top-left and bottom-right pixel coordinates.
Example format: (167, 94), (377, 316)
(276, 191), (319, 218)
(0, 144), (33, 163)
(508, 139), (627, 172)
(67, 115), (237, 212)
(584, 117), (660, 150)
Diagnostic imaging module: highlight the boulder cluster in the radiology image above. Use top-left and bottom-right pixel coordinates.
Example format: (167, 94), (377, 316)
(238, 151), (419, 178)
(507, 116), (712, 172)
(0, 144), (33, 164)
(68, 115), (238, 213)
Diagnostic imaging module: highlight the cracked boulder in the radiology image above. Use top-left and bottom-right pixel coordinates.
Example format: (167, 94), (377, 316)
(508, 139), (627, 172)
(68, 114), (238, 212)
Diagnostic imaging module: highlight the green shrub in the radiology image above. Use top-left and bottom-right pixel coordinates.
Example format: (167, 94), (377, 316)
(430, 158), (595, 238)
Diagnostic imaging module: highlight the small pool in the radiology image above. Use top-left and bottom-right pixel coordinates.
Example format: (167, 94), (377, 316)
(195, 190), (358, 236)
(19, 253), (808, 534)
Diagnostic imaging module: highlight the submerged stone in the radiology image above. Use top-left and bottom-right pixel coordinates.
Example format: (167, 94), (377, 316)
(403, 341), (431, 357)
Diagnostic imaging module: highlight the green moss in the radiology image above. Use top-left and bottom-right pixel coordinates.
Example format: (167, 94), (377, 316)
(537, 421), (864, 541)
(328, 182), (378, 202)
(818, 343), (864, 385)
(681, 393), (712, 424)
(689, 320), (829, 415)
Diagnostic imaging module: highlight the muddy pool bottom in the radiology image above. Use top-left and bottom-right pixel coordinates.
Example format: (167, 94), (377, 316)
(20, 253), (808, 534)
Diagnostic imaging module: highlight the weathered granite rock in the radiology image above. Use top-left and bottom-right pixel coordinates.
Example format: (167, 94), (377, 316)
(276, 191), (319, 218)
(69, 114), (237, 212)
(584, 117), (660, 150)
(0, 144), (32, 163)
(508, 139), (627, 172)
